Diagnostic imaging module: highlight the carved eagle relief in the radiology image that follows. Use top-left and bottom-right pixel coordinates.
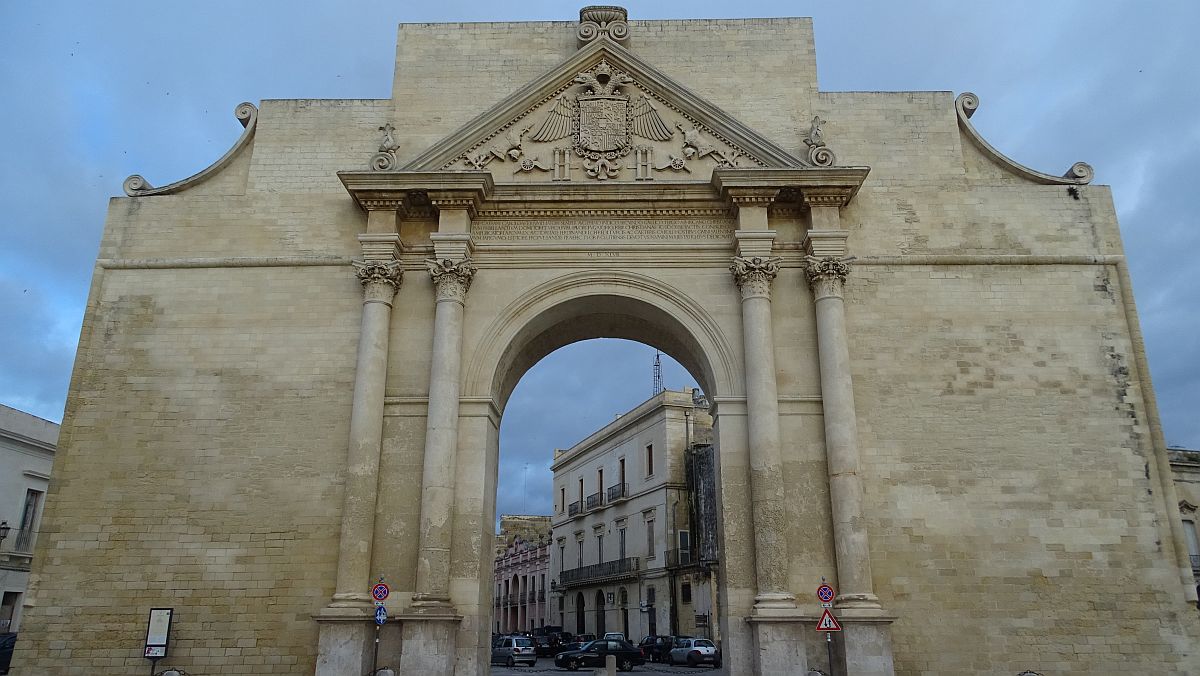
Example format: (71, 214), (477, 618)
(436, 57), (765, 179)
(530, 60), (673, 164)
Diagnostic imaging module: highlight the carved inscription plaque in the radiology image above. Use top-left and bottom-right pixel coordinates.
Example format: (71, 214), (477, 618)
(473, 219), (734, 242)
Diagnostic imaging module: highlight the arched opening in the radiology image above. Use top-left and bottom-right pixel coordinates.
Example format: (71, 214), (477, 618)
(595, 589), (607, 635)
(473, 282), (737, 666)
(575, 591), (586, 636)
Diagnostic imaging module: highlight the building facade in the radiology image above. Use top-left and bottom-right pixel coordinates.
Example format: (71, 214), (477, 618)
(0, 405), (57, 633)
(492, 515), (551, 633)
(1169, 448), (1200, 596)
(13, 6), (1200, 675)
(549, 389), (717, 642)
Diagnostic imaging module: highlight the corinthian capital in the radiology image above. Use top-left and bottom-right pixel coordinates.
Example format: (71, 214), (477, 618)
(353, 260), (402, 303)
(426, 257), (477, 304)
(804, 256), (851, 299)
(730, 256), (781, 300)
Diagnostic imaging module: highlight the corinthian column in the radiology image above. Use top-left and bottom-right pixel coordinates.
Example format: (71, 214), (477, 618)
(730, 255), (794, 609)
(805, 254), (879, 609)
(412, 256), (477, 610)
(330, 259), (403, 610)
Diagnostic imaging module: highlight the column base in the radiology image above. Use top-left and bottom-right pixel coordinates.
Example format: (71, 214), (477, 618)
(835, 592), (881, 610)
(409, 592), (457, 615)
(398, 615), (462, 674)
(753, 591), (797, 610)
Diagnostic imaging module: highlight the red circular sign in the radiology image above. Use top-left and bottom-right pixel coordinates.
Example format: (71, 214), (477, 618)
(371, 583), (390, 601)
(816, 584), (836, 603)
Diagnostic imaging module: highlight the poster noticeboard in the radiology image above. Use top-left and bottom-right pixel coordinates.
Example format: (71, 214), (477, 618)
(144, 608), (173, 659)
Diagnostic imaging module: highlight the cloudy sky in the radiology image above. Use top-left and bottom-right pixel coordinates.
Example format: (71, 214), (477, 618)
(1, 2), (1196, 522)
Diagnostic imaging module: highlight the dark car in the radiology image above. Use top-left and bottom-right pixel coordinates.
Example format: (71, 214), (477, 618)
(553, 638), (645, 672)
(637, 634), (674, 662)
(0, 633), (15, 675)
(534, 634), (559, 657)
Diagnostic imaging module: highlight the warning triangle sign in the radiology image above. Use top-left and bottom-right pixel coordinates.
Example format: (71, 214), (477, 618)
(816, 608), (843, 632)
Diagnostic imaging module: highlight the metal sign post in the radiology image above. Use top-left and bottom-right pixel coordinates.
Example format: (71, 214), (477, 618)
(815, 579), (842, 674)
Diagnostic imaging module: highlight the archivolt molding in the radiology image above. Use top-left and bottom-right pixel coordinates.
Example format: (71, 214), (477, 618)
(123, 102), (258, 196)
(463, 269), (741, 408)
(955, 92), (1093, 185)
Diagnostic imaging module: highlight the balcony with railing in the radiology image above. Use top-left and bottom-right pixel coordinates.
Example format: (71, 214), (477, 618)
(13, 528), (35, 555)
(1192, 554), (1200, 572)
(568, 501), (582, 517)
(665, 548), (693, 568)
(585, 492), (603, 510)
(537, 589), (545, 602)
(560, 557), (640, 587)
(606, 483), (628, 502)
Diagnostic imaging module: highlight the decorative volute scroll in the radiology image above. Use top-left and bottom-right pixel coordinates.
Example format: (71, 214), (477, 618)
(804, 255), (851, 300)
(124, 102), (258, 196)
(956, 92), (1094, 185)
(578, 6), (629, 47)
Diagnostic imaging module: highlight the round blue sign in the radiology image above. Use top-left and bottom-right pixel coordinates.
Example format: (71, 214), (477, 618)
(816, 584), (836, 603)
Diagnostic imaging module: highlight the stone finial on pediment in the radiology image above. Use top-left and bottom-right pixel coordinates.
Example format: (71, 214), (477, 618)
(578, 6), (629, 47)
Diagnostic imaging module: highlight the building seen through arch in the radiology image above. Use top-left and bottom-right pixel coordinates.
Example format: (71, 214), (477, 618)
(551, 388), (718, 641)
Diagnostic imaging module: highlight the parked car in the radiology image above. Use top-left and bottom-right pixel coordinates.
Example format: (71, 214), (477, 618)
(574, 632), (596, 643)
(601, 631), (626, 641)
(553, 638), (645, 672)
(534, 634), (559, 657)
(0, 633), (14, 675)
(490, 634), (537, 667)
(666, 637), (721, 668)
(637, 634), (674, 662)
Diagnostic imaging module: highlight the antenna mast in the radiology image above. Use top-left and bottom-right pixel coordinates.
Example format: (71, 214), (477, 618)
(653, 350), (664, 395)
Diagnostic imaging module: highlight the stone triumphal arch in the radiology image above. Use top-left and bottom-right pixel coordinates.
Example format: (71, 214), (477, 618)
(16, 6), (1200, 676)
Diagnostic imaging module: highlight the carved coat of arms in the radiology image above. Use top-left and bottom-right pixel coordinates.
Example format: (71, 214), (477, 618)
(530, 60), (673, 178)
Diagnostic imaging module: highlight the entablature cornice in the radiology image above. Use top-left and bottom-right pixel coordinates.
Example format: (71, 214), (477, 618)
(340, 167), (869, 218)
(711, 167), (869, 208)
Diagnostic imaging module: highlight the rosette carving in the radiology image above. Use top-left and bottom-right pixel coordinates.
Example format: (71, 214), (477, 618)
(578, 6), (629, 46)
(353, 260), (403, 303)
(426, 258), (477, 304)
(730, 256), (781, 300)
(804, 256), (851, 299)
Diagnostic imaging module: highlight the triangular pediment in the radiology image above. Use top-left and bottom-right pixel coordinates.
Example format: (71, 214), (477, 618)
(401, 37), (807, 184)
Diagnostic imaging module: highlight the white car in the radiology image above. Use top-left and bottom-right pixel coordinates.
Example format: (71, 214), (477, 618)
(602, 632), (626, 641)
(667, 637), (721, 668)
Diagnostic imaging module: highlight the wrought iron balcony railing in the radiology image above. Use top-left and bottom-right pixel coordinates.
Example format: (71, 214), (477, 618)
(1191, 554), (1200, 571)
(606, 483), (628, 502)
(568, 501), (582, 517)
(560, 557), (640, 587)
(585, 492), (603, 510)
(13, 528), (34, 554)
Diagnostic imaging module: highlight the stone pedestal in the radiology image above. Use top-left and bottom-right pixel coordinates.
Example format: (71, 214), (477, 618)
(314, 618), (374, 676)
(749, 619), (809, 676)
(397, 616), (461, 675)
(834, 619), (896, 676)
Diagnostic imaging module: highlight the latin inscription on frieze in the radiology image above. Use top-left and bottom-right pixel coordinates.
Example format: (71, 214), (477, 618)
(473, 219), (734, 242)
